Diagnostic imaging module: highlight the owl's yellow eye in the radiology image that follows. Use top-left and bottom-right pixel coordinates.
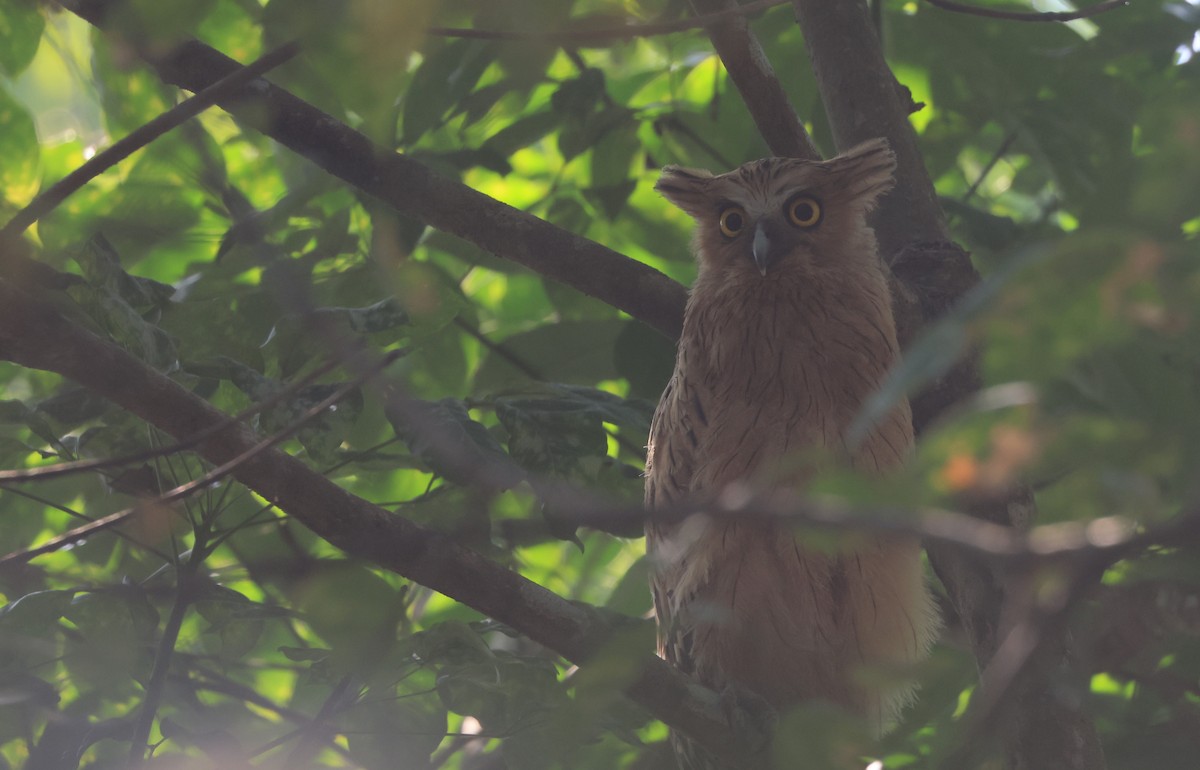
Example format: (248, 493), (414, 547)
(786, 196), (822, 228)
(718, 207), (746, 238)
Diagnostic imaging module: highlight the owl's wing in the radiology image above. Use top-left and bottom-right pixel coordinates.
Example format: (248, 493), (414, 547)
(644, 375), (696, 511)
(645, 373), (705, 672)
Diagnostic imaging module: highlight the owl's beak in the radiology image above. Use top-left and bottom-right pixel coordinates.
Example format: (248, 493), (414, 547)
(751, 222), (775, 276)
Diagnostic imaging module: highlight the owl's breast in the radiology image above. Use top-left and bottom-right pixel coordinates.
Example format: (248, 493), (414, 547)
(679, 271), (906, 491)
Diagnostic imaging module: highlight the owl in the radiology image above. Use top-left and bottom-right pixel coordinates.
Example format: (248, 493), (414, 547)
(644, 139), (939, 767)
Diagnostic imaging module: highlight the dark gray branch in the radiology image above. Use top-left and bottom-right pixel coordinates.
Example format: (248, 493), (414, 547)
(0, 274), (753, 766)
(790, 1), (1106, 767)
(791, 0), (951, 253)
(65, 0), (687, 341)
(687, 0), (820, 161)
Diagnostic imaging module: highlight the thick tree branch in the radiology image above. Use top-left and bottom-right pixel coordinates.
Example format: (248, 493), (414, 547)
(65, 0), (688, 340)
(0, 275), (755, 766)
(791, 0), (952, 253)
(687, 0), (820, 160)
(790, 1), (1106, 767)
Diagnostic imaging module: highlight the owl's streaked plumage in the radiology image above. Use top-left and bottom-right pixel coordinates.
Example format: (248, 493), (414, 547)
(645, 139), (939, 767)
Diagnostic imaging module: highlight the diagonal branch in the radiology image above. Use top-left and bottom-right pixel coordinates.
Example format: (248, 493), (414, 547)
(0, 273), (754, 767)
(791, 0), (952, 253)
(790, 1), (1106, 768)
(687, 0), (820, 160)
(64, 0), (688, 340)
(0, 43), (299, 241)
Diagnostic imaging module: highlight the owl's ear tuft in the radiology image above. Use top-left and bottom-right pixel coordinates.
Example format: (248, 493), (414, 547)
(825, 138), (896, 209)
(656, 166), (715, 217)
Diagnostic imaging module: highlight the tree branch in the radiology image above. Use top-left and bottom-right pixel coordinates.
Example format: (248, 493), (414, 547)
(791, 0), (952, 253)
(0, 274), (754, 767)
(64, 0), (688, 341)
(790, 1), (1106, 767)
(0, 43), (299, 241)
(922, 0), (1129, 23)
(686, 0), (821, 161)
(0, 351), (403, 566)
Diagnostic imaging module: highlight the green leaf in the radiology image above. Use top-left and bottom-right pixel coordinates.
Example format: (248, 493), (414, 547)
(771, 702), (871, 770)
(493, 384), (652, 478)
(203, 357), (365, 465)
(265, 296), (411, 375)
(437, 656), (565, 733)
(35, 387), (112, 430)
(0, 672), (58, 745)
(0, 83), (39, 206)
(482, 110), (562, 158)
(279, 646), (331, 662)
(0, 399), (69, 453)
(66, 235), (180, 372)
(402, 39), (498, 143)
(849, 244), (1048, 447)
(474, 320), (632, 392)
(412, 621), (495, 667)
(106, 0), (217, 51)
(194, 584), (273, 662)
(345, 692), (448, 770)
(90, 33), (174, 136)
(590, 122), (640, 190)
(397, 486), (492, 545)
(550, 68), (606, 122)
(71, 233), (176, 312)
(496, 392), (606, 477)
(0, 0), (44, 76)
(62, 588), (158, 690)
(614, 320), (675, 400)
(584, 180), (637, 220)
(604, 557), (652, 618)
(386, 397), (517, 487)
(0, 590), (73, 629)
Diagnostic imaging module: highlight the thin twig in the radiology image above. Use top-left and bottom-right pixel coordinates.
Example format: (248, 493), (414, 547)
(935, 547), (1113, 769)
(1, 485), (172, 562)
(0, 349), (406, 566)
(569, 489), (1165, 563)
(0, 352), (347, 483)
(963, 131), (1018, 203)
(170, 666), (366, 764)
(127, 527), (208, 762)
(284, 675), (355, 765)
(688, 0), (820, 160)
(923, 0), (1128, 23)
(0, 42), (300, 240)
(427, 0), (788, 44)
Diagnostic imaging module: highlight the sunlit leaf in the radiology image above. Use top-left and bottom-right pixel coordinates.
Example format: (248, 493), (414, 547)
(0, 83), (39, 206)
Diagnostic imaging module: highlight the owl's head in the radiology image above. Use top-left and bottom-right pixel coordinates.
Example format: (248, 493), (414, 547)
(656, 138), (896, 278)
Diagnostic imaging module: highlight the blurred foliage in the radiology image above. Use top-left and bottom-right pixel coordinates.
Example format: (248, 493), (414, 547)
(0, 0), (1198, 768)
